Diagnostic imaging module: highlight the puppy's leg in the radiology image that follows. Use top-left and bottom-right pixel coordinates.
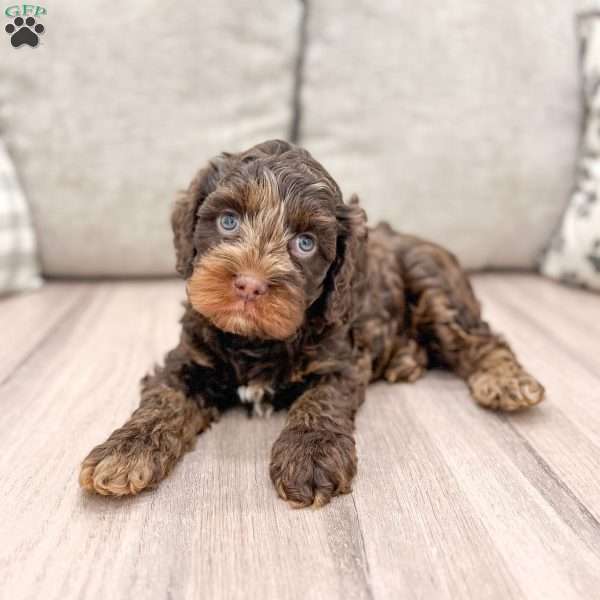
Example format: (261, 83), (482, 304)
(403, 241), (544, 411)
(270, 379), (363, 508)
(80, 355), (213, 496)
(384, 337), (428, 383)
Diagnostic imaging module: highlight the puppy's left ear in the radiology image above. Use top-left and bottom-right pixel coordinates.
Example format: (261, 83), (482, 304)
(171, 156), (229, 278)
(323, 195), (368, 325)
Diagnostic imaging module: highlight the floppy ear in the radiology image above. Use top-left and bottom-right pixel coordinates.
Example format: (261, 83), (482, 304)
(171, 156), (229, 278)
(323, 195), (368, 325)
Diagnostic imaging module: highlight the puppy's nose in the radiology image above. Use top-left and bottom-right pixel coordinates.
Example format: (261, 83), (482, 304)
(233, 274), (268, 301)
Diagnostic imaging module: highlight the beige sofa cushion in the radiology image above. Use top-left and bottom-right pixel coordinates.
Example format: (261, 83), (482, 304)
(300, 1), (580, 269)
(0, 1), (299, 276)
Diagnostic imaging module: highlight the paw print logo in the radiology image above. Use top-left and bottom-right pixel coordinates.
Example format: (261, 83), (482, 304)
(5, 16), (45, 48)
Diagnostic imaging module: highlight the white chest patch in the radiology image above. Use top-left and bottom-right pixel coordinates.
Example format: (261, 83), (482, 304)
(237, 384), (274, 418)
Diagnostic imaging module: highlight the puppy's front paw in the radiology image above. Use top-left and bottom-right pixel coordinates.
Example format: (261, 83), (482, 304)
(269, 427), (357, 508)
(468, 368), (545, 411)
(79, 432), (170, 496)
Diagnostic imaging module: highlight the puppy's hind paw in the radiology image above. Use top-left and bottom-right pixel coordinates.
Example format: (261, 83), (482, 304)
(468, 368), (545, 412)
(384, 357), (425, 383)
(384, 339), (427, 383)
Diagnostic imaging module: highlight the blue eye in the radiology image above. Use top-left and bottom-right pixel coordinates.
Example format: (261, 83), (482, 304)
(218, 212), (240, 234)
(292, 233), (317, 256)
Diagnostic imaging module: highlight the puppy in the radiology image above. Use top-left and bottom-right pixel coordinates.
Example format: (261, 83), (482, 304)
(80, 140), (544, 508)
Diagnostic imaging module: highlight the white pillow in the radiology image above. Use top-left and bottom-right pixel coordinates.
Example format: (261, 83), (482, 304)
(541, 12), (600, 290)
(0, 140), (42, 295)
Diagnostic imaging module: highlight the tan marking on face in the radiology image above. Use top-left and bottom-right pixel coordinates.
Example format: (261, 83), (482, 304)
(245, 174), (281, 213)
(186, 185), (305, 339)
(240, 199), (290, 259)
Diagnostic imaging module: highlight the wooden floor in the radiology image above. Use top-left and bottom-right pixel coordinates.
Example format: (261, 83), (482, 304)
(0, 274), (599, 600)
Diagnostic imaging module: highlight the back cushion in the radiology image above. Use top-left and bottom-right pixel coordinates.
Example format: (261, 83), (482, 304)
(0, 1), (300, 275)
(300, 0), (580, 269)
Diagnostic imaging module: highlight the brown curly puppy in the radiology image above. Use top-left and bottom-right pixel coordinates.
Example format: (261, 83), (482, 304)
(80, 140), (544, 507)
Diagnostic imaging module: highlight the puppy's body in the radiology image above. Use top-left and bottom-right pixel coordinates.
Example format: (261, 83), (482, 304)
(80, 140), (544, 507)
(176, 226), (487, 411)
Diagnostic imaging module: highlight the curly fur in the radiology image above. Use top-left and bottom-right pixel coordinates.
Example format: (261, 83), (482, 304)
(80, 139), (544, 507)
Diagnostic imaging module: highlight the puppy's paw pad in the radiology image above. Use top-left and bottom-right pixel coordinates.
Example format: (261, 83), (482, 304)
(79, 444), (156, 496)
(270, 427), (356, 509)
(469, 370), (544, 411)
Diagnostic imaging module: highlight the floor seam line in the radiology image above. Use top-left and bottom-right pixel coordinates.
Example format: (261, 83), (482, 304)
(502, 416), (600, 540)
(351, 492), (375, 600)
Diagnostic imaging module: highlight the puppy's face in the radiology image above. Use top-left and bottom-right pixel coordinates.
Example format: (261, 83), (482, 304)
(185, 167), (339, 340)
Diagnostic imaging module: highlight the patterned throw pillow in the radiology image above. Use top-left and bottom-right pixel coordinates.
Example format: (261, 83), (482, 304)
(0, 140), (42, 295)
(540, 13), (600, 290)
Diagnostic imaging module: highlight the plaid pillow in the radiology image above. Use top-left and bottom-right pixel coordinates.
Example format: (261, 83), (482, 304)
(0, 140), (42, 295)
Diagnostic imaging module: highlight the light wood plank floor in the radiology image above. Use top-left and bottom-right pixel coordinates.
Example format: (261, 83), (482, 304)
(0, 274), (599, 600)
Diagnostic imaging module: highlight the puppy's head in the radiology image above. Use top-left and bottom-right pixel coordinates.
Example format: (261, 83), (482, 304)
(172, 140), (366, 340)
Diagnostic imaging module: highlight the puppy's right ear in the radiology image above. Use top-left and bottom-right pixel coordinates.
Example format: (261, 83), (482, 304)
(171, 157), (228, 278)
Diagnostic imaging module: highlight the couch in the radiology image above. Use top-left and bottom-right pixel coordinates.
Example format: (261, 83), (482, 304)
(1, 3), (599, 600)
